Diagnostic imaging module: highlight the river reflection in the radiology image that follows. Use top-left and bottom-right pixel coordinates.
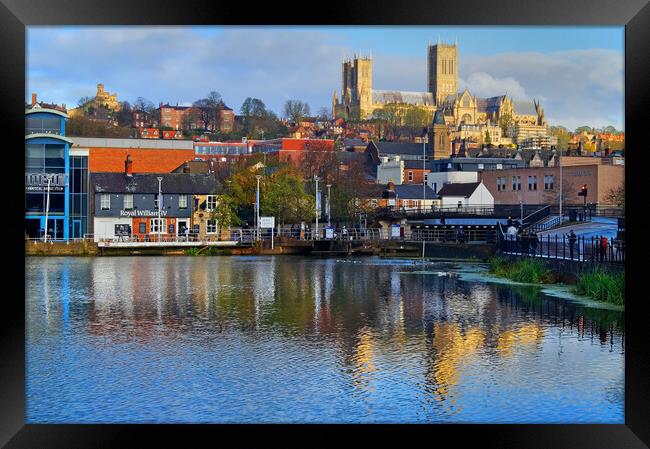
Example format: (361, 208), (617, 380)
(26, 257), (624, 423)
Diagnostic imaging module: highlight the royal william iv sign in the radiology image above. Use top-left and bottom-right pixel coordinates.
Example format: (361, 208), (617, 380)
(25, 173), (68, 192)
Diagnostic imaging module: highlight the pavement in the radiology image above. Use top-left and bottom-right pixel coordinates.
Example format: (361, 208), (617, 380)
(538, 217), (619, 240)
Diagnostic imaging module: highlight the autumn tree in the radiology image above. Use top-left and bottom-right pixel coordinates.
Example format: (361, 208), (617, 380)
(283, 100), (311, 124)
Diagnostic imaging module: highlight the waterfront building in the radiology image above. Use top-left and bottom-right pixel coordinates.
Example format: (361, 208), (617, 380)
(25, 104), (89, 240)
(91, 169), (218, 242)
(478, 164), (624, 205)
(375, 181), (438, 211)
(437, 181), (494, 210)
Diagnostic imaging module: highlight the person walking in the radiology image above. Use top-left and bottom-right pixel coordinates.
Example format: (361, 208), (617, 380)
(521, 230), (530, 256)
(568, 230), (577, 260)
(299, 222), (305, 241)
(530, 231), (539, 256)
(599, 235), (608, 262)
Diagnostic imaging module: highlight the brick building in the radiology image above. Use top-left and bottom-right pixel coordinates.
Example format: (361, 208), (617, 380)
(478, 164), (624, 205)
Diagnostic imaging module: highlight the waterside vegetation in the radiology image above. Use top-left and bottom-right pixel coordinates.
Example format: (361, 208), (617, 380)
(487, 256), (624, 305)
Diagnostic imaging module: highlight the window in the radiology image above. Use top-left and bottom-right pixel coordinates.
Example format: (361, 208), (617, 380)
(408, 171), (413, 182)
(512, 176), (521, 191)
(528, 176), (537, 191)
(497, 177), (507, 192)
(206, 219), (217, 234)
(123, 194), (133, 210)
(150, 218), (166, 233)
(544, 175), (554, 190)
(178, 195), (188, 209)
(139, 222), (146, 234)
(100, 194), (110, 210)
(206, 195), (217, 211)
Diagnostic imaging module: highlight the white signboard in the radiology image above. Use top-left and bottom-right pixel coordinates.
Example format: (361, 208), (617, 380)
(325, 227), (334, 239)
(259, 216), (275, 229)
(391, 224), (401, 238)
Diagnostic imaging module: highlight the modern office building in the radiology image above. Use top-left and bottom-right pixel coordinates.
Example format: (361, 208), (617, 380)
(25, 104), (89, 240)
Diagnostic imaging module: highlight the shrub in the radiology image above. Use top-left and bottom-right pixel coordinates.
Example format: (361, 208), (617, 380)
(184, 248), (201, 256)
(574, 269), (624, 305)
(488, 256), (555, 284)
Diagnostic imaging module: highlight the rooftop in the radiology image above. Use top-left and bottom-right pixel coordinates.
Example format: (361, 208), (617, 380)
(437, 182), (482, 198)
(92, 172), (217, 194)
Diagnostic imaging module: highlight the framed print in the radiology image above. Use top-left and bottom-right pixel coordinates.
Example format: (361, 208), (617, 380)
(2, 0), (649, 447)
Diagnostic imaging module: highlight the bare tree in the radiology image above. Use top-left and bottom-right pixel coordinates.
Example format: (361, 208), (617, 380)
(283, 100), (311, 124)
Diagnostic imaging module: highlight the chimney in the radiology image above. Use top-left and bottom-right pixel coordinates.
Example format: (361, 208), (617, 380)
(31, 93), (37, 106)
(125, 154), (133, 176)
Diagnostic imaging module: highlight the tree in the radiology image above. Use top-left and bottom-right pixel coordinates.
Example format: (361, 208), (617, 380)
(484, 130), (492, 145)
(66, 115), (132, 138)
(606, 183), (625, 208)
(133, 97), (155, 114)
(550, 126), (570, 150)
(283, 100), (311, 124)
(115, 101), (132, 127)
(498, 113), (513, 136)
(261, 168), (315, 226)
(77, 96), (93, 108)
(575, 125), (593, 134)
(193, 91), (223, 131)
(211, 192), (242, 232)
(317, 107), (331, 120)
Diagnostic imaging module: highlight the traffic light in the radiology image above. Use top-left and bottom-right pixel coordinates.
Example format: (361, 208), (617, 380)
(579, 184), (588, 197)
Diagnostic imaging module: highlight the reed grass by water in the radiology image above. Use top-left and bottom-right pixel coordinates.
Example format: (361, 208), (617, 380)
(574, 269), (625, 306)
(488, 256), (556, 284)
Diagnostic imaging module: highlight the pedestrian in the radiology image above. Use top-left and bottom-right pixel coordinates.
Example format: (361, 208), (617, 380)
(184, 225), (190, 242)
(530, 231), (539, 256)
(599, 235), (608, 262)
(522, 230), (530, 256)
(300, 222), (305, 240)
(507, 216), (513, 228)
(568, 230), (577, 260)
(342, 226), (348, 240)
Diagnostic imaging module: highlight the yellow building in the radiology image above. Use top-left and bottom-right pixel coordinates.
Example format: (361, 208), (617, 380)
(332, 40), (548, 145)
(69, 83), (121, 117)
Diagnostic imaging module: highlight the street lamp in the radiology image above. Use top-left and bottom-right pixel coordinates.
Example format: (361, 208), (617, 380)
(314, 175), (319, 240)
(255, 174), (262, 241)
(326, 184), (331, 227)
(157, 177), (163, 243)
(43, 175), (51, 242)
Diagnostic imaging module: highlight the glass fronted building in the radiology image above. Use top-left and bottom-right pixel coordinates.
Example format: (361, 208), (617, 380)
(25, 105), (89, 240)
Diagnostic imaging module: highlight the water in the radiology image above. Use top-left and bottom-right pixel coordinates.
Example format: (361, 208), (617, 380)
(25, 256), (624, 423)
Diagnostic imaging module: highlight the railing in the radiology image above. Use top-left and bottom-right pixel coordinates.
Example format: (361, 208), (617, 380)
(410, 228), (497, 243)
(522, 205), (550, 228)
(499, 234), (624, 264)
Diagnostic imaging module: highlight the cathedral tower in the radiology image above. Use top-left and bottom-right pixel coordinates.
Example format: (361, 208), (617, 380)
(340, 55), (373, 120)
(427, 38), (458, 105)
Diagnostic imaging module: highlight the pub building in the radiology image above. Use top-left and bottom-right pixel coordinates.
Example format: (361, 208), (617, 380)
(25, 103), (90, 240)
(91, 159), (218, 242)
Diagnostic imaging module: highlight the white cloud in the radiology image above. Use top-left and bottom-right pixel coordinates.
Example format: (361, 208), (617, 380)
(459, 72), (527, 99)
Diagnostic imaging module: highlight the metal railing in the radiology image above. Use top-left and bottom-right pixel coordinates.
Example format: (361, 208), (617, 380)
(499, 234), (624, 264)
(410, 228), (497, 243)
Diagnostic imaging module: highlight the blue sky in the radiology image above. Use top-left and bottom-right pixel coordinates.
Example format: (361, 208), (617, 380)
(27, 26), (624, 130)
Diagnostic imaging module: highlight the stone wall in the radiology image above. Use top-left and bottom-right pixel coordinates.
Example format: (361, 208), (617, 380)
(26, 240), (99, 256)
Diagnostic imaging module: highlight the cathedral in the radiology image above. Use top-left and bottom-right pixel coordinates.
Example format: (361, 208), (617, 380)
(332, 39), (548, 146)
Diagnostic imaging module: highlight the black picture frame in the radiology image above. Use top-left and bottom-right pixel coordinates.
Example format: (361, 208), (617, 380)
(3, 0), (648, 447)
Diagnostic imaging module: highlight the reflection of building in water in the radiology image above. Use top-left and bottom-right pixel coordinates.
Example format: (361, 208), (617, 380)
(496, 323), (544, 357)
(350, 328), (378, 392)
(425, 322), (485, 408)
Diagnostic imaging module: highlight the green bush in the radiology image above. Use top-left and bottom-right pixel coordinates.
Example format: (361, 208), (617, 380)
(185, 248), (201, 256)
(574, 269), (625, 305)
(488, 256), (555, 284)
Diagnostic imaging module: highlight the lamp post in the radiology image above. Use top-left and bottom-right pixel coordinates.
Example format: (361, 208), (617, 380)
(43, 175), (51, 242)
(422, 138), (426, 262)
(314, 175), (319, 240)
(326, 184), (331, 227)
(157, 177), (163, 243)
(255, 174), (262, 241)
(559, 148), (563, 222)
